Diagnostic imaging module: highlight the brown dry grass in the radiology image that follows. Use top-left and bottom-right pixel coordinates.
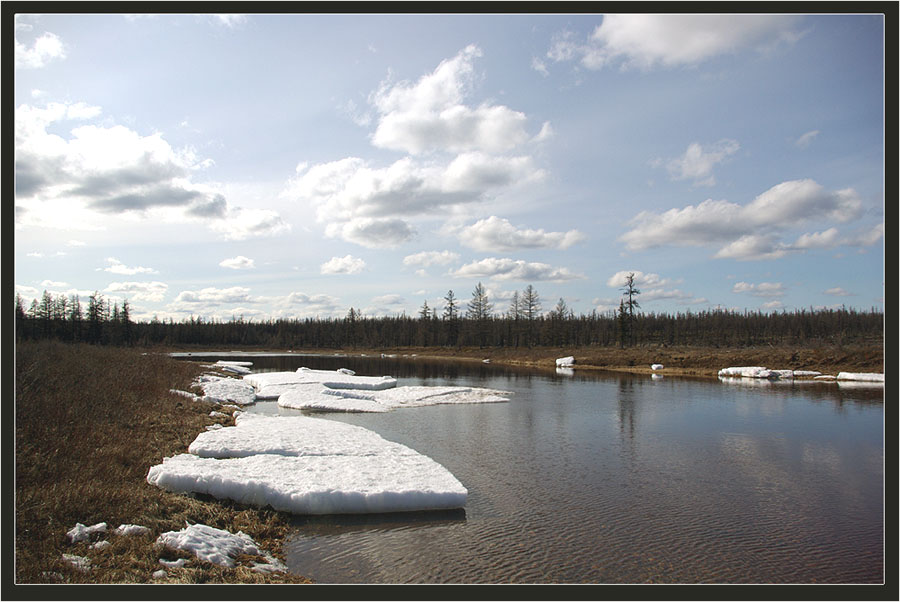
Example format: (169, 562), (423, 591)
(267, 342), (885, 379)
(14, 340), (312, 585)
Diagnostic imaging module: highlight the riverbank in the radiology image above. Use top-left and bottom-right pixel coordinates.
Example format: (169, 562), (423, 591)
(14, 340), (312, 585)
(170, 342), (885, 380)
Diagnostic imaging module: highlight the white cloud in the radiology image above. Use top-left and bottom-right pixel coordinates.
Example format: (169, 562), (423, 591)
(283, 153), (543, 246)
(99, 257), (158, 275)
(104, 281), (169, 302)
(372, 294), (405, 306)
(794, 130), (820, 148)
(620, 179), (864, 260)
(171, 286), (257, 306)
(450, 257), (584, 282)
(275, 292), (343, 318)
(655, 139), (740, 187)
(403, 250), (460, 267)
(531, 57), (550, 77)
(552, 14), (802, 71)
(320, 255), (366, 275)
(458, 216), (585, 252)
(368, 44), (536, 155)
(732, 281), (786, 297)
(40, 280), (68, 288)
(210, 14), (247, 28)
(15, 31), (66, 69)
(208, 207), (290, 241)
(606, 270), (707, 306)
(824, 287), (853, 297)
(15, 101), (287, 239)
(325, 217), (416, 248)
(219, 255), (255, 270)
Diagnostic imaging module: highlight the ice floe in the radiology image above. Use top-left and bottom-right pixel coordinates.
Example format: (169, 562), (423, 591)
(837, 372), (884, 382)
(242, 367), (511, 413)
(719, 366), (882, 382)
(149, 413), (468, 515)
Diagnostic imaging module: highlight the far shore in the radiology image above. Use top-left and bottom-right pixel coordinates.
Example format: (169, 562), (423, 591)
(167, 342), (885, 380)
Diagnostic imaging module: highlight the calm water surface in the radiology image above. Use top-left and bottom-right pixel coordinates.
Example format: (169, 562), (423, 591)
(186, 353), (884, 584)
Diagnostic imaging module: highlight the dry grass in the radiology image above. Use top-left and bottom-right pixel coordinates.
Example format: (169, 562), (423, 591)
(14, 340), (312, 585)
(322, 343), (885, 378)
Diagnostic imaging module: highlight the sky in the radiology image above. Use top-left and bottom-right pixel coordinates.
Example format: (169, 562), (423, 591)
(12, 11), (887, 323)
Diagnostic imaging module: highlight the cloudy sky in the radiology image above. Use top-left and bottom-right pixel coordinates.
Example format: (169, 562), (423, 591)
(13, 11), (885, 322)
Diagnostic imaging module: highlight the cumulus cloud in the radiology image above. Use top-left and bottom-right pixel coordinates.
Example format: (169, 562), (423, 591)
(104, 281), (169, 302)
(284, 153), (543, 247)
(40, 280), (68, 288)
(325, 217), (416, 248)
(15, 101), (287, 238)
(368, 44), (536, 155)
(606, 270), (707, 306)
(403, 250), (460, 267)
(219, 255), (255, 270)
(549, 14), (802, 71)
(282, 46), (550, 248)
(732, 281), (786, 297)
(320, 255), (366, 275)
(172, 286), (257, 306)
(208, 207), (290, 241)
(620, 179), (866, 260)
(824, 287), (853, 297)
(15, 30), (66, 69)
(98, 257), (158, 275)
(654, 139), (740, 187)
(450, 257), (584, 282)
(458, 215), (585, 252)
(273, 292), (343, 318)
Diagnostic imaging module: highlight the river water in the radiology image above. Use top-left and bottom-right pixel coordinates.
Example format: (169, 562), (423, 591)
(184, 352), (884, 584)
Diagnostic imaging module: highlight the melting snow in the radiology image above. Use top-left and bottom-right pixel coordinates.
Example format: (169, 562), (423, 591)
(67, 522), (107, 543)
(156, 523), (265, 569)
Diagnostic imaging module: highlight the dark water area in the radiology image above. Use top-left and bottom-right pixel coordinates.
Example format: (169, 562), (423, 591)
(178, 352), (885, 584)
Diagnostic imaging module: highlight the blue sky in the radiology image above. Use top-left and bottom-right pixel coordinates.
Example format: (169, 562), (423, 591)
(14, 12), (886, 322)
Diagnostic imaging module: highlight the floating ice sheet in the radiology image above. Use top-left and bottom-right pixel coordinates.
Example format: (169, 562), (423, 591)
(148, 453), (467, 515)
(149, 413), (468, 514)
(188, 414), (418, 458)
(277, 383), (511, 413)
(837, 372), (884, 382)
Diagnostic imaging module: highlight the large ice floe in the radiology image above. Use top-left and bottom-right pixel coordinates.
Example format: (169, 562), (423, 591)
(148, 414), (468, 515)
(149, 365), (511, 514)
(243, 366), (511, 413)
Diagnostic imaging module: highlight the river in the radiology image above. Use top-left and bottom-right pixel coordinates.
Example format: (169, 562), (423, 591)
(181, 352), (884, 584)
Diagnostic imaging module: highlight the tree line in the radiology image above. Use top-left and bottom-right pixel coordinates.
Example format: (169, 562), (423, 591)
(15, 282), (883, 350)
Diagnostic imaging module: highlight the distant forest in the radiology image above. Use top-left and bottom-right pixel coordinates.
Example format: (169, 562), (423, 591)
(14, 287), (884, 350)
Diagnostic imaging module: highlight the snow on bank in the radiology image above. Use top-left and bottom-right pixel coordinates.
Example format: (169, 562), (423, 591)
(149, 413), (468, 515)
(156, 523), (285, 571)
(195, 374), (257, 405)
